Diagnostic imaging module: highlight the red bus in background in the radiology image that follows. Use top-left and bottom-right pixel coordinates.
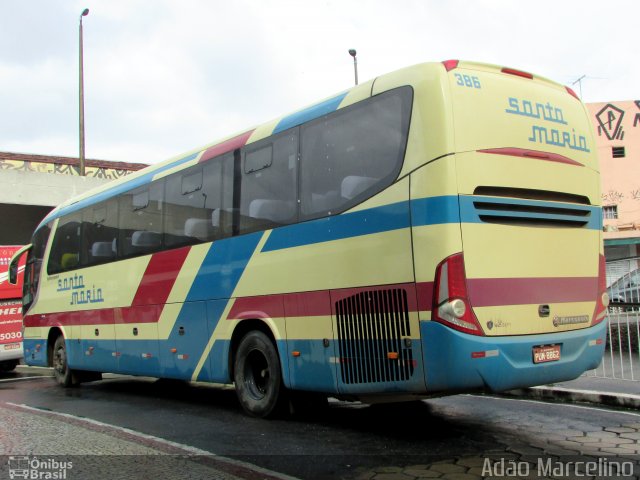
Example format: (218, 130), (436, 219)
(0, 246), (25, 372)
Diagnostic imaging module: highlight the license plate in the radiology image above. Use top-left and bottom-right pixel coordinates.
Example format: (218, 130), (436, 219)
(533, 345), (561, 364)
(3, 343), (20, 351)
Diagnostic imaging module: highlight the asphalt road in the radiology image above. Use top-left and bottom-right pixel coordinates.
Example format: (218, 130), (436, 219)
(0, 370), (639, 479)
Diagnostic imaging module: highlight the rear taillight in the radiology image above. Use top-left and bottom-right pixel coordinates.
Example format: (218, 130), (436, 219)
(565, 86), (580, 100)
(442, 59), (459, 72)
(432, 253), (484, 336)
(501, 67), (533, 79)
(592, 254), (609, 325)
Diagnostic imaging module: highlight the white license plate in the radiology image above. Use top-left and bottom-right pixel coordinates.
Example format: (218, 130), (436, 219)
(533, 345), (561, 364)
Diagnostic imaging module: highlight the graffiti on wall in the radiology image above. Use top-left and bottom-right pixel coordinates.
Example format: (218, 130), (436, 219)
(602, 190), (625, 204)
(595, 101), (640, 141)
(0, 159), (137, 180)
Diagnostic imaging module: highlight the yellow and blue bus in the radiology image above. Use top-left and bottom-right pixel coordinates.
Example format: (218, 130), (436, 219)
(9, 60), (608, 417)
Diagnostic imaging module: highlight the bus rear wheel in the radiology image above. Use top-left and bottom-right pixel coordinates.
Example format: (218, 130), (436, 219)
(233, 331), (284, 418)
(52, 336), (75, 387)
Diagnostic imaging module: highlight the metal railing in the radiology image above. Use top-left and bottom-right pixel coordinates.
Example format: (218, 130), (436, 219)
(584, 309), (640, 381)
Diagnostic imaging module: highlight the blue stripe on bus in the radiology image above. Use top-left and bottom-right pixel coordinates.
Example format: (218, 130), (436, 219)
(411, 195), (461, 226)
(458, 195), (601, 229)
(261, 195), (601, 252)
(37, 152), (200, 229)
(262, 201), (412, 252)
(273, 92), (349, 134)
(174, 232), (263, 382)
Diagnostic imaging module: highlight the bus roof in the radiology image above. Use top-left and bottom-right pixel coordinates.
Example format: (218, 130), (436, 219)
(35, 59), (578, 231)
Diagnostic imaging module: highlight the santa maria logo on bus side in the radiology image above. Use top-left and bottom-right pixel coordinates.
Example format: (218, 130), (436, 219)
(505, 97), (591, 153)
(56, 273), (105, 306)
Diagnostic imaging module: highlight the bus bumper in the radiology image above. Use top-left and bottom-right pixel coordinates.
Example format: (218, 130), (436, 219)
(0, 343), (23, 362)
(421, 320), (607, 393)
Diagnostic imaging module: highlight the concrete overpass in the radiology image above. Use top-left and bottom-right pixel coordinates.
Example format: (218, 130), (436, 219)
(0, 152), (147, 244)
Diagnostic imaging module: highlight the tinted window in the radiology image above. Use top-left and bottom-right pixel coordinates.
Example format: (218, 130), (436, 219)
(164, 153), (234, 247)
(239, 131), (298, 234)
(82, 198), (118, 266)
(203, 153), (234, 238)
(119, 181), (164, 258)
(48, 213), (82, 274)
(25, 223), (51, 310)
(300, 87), (412, 219)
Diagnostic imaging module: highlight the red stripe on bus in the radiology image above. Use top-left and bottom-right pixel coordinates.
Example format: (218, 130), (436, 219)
(227, 294), (285, 320)
(478, 148), (584, 167)
(330, 283), (418, 306)
(467, 276), (597, 307)
(24, 308), (113, 328)
(131, 247), (191, 306)
(24, 305), (162, 328)
(199, 130), (254, 163)
(118, 305), (159, 324)
(416, 281), (434, 311)
(228, 284), (420, 320)
(283, 290), (332, 317)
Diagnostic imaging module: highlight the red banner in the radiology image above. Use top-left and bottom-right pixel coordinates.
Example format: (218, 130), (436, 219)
(0, 299), (22, 345)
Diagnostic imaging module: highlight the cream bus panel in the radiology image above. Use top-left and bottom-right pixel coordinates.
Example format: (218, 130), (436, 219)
(448, 63), (597, 171)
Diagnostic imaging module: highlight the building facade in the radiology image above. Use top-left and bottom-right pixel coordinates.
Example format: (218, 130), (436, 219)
(587, 101), (640, 283)
(0, 152), (146, 245)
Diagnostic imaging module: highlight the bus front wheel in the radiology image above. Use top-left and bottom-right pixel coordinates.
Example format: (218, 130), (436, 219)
(233, 331), (284, 418)
(52, 336), (75, 387)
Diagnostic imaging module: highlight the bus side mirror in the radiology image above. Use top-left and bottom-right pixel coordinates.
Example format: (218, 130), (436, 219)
(8, 244), (31, 285)
(8, 262), (18, 285)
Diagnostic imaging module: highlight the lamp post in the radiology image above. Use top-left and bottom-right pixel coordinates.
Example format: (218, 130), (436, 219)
(348, 49), (358, 86)
(79, 8), (89, 176)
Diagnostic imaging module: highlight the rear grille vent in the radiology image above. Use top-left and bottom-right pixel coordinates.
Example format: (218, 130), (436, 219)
(473, 186), (590, 205)
(335, 288), (414, 384)
(472, 197), (592, 228)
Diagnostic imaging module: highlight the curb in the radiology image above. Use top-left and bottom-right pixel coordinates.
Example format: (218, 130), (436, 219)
(506, 386), (640, 409)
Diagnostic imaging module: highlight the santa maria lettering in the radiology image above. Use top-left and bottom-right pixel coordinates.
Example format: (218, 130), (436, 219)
(56, 273), (104, 305)
(505, 96), (590, 153)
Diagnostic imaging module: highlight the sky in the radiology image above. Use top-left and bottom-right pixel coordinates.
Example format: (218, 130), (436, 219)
(1, 0), (639, 165)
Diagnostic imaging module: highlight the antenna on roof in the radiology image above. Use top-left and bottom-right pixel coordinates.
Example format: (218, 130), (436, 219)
(571, 75), (586, 98)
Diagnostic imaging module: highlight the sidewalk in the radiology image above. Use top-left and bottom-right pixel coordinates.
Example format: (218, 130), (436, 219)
(507, 375), (640, 409)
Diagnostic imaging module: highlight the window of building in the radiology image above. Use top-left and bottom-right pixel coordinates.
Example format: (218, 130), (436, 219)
(612, 146), (626, 158)
(603, 205), (618, 220)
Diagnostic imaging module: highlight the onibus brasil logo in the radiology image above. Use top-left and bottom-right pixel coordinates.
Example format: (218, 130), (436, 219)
(8, 456), (73, 479)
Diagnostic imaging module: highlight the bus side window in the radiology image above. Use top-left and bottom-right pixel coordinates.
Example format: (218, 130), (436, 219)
(118, 182), (164, 258)
(300, 87), (412, 220)
(47, 214), (82, 274)
(82, 198), (118, 266)
(239, 131), (298, 235)
(24, 223), (51, 312)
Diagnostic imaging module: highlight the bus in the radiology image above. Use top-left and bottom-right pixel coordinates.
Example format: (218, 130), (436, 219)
(1, 246), (25, 372)
(9, 60), (608, 417)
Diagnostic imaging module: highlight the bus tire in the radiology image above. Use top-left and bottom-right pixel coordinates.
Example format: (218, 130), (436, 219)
(52, 336), (75, 388)
(0, 360), (18, 372)
(233, 330), (284, 418)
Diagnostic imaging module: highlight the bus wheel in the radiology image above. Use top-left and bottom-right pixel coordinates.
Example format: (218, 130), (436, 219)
(52, 336), (75, 387)
(233, 331), (284, 418)
(0, 360), (18, 372)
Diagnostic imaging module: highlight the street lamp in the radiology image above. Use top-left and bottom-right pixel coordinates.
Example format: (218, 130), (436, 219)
(79, 8), (89, 176)
(348, 49), (358, 86)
